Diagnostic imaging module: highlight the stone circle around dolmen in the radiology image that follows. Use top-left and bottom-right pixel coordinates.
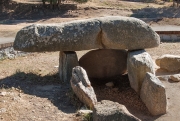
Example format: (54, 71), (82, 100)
(14, 16), (167, 116)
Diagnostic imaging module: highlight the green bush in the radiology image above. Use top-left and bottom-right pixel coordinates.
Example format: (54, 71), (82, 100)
(73, 0), (88, 3)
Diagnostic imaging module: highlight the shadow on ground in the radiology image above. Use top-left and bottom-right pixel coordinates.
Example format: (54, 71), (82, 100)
(131, 6), (180, 18)
(0, 70), (162, 120)
(91, 74), (161, 121)
(0, 71), (77, 114)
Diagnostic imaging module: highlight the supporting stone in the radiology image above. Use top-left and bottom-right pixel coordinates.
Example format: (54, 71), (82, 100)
(59, 51), (79, 83)
(127, 49), (155, 94)
(140, 72), (167, 116)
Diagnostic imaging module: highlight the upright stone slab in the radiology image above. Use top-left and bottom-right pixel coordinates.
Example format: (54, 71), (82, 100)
(140, 72), (167, 116)
(93, 100), (140, 121)
(71, 66), (97, 109)
(127, 49), (155, 94)
(59, 51), (79, 83)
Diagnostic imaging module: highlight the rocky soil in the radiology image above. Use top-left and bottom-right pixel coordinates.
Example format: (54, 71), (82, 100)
(1, 43), (180, 120)
(1, 0), (180, 121)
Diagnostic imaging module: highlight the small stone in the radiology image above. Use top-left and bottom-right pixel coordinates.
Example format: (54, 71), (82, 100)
(105, 82), (114, 87)
(1, 100), (6, 103)
(170, 74), (180, 82)
(18, 93), (22, 97)
(78, 109), (93, 116)
(0, 108), (6, 113)
(54, 65), (59, 68)
(12, 97), (18, 101)
(0, 92), (7, 96)
(7, 54), (15, 59)
(112, 88), (118, 91)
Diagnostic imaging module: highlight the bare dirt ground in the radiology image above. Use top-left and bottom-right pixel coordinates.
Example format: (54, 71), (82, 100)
(1, 0), (180, 121)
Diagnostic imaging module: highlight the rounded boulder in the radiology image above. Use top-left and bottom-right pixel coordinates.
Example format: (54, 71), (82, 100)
(156, 54), (180, 72)
(79, 49), (127, 79)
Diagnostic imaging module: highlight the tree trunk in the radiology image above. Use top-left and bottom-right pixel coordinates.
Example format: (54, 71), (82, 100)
(0, 5), (2, 12)
(177, 0), (179, 7)
(42, 0), (45, 7)
(58, 0), (61, 5)
(50, 0), (53, 9)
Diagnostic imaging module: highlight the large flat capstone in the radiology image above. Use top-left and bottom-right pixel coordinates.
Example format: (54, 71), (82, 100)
(14, 16), (160, 52)
(14, 19), (102, 52)
(99, 16), (160, 50)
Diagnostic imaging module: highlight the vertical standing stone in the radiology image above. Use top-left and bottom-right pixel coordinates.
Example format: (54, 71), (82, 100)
(59, 51), (79, 83)
(127, 49), (155, 94)
(71, 66), (97, 109)
(140, 72), (167, 116)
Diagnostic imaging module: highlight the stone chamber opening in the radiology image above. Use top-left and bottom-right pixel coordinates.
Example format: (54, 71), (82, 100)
(75, 49), (154, 120)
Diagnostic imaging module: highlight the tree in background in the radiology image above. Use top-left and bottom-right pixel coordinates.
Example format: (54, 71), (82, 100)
(42, 0), (58, 9)
(173, 0), (179, 7)
(0, 0), (11, 12)
(42, 0), (88, 9)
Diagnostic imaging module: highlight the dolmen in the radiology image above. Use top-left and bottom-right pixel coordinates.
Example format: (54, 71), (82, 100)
(13, 16), (167, 116)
